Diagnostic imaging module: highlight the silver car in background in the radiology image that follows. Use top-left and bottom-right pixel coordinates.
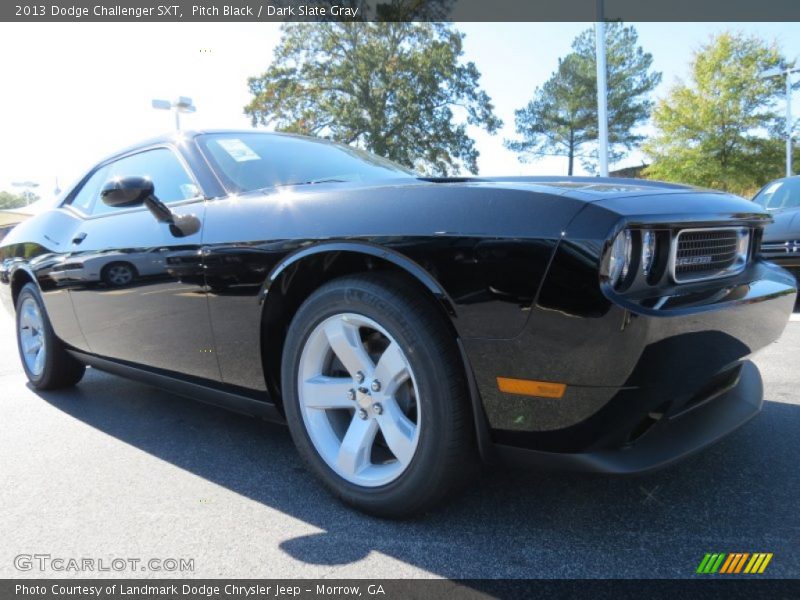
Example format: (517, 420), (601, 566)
(754, 176), (800, 283)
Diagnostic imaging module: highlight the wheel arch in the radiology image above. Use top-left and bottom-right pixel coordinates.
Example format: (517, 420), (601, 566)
(264, 241), (456, 307)
(259, 243), (456, 402)
(10, 266), (37, 309)
(258, 241), (494, 462)
(101, 260), (139, 277)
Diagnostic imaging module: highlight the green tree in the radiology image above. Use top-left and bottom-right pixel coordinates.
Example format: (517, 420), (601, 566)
(644, 32), (791, 195)
(505, 22), (661, 175)
(0, 191), (32, 210)
(245, 23), (502, 175)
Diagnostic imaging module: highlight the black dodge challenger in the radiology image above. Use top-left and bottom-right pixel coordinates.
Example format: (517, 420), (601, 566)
(1, 131), (796, 517)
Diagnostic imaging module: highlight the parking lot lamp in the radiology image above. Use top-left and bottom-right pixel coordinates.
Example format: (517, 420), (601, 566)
(11, 181), (39, 205)
(151, 97), (197, 131)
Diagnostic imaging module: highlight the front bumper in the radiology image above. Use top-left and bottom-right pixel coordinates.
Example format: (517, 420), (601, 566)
(493, 360), (762, 474)
(464, 259), (795, 470)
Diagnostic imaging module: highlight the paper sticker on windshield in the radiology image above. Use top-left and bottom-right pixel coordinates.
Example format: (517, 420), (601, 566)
(217, 138), (261, 162)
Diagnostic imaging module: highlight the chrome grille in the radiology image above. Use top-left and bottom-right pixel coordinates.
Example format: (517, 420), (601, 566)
(671, 228), (749, 283)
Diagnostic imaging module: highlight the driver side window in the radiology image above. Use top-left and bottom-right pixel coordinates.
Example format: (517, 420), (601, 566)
(75, 148), (201, 217)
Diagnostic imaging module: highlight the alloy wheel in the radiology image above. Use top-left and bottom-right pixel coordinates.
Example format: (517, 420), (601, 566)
(18, 296), (46, 377)
(297, 312), (421, 487)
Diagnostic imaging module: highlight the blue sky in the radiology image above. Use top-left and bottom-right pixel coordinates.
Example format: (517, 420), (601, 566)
(0, 21), (797, 199)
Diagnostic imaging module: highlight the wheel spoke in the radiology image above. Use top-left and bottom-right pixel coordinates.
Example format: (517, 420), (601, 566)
(33, 347), (45, 375)
(323, 317), (374, 378)
(337, 415), (378, 476)
(376, 399), (417, 466)
(24, 338), (42, 355)
(21, 305), (37, 329)
(302, 375), (355, 410)
(374, 342), (409, 397)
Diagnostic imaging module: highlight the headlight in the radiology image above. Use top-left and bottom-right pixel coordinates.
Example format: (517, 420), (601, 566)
(608, 229), (633, 287)
(736, 230), (750, 260)
(642, 230), (656, 275)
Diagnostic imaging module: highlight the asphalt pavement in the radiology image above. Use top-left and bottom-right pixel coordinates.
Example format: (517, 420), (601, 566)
(1, 309), (799, 579)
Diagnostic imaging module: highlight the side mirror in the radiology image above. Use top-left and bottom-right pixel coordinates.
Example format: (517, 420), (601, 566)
(100, 176), (154, 208)
(99, 176), (201, 238)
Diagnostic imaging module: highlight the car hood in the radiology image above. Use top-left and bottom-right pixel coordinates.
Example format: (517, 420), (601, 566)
(254, 176), (770, 229)
(414, 176), (704, 202)
(416, 178), (769, 223)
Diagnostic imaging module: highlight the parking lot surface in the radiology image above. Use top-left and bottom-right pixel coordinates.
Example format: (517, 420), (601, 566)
(1, 310), (799, 579)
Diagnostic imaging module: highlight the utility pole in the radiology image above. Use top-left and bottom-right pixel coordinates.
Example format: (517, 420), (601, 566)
(788, 71), (793, 176)
(595, 0), (609, 177)
(760, 65), (799, 177)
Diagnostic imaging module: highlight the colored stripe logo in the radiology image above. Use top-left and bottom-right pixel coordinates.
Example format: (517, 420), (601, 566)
(697, 553), (773, 574)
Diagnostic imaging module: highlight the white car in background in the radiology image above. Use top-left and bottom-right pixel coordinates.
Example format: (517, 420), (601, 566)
(48, 247), (173, 287)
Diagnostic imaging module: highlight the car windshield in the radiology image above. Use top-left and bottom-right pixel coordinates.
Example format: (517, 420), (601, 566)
(753, 178), (800, 211)
(197, 133), (415, 193)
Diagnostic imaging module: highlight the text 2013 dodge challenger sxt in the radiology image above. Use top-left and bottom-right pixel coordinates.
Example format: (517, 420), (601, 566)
(1, 131), (795, 516)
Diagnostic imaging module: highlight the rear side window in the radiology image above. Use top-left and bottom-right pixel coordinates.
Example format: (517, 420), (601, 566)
(69, 147), (201, 217)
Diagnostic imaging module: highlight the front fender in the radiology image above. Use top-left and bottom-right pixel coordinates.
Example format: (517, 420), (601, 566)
(260, 240), (456, 315)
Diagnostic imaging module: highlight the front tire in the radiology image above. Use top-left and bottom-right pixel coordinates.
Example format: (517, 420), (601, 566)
(15, 283), (85, 390)
(281, 273), (476, 518)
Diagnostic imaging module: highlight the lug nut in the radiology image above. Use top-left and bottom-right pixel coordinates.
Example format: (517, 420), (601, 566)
(347, 388), (356, 401)
(371, 380), (382, 392)
(372, 403), (383, 415)
(355, 371), (365, 384)
(358, 408), (368, 420)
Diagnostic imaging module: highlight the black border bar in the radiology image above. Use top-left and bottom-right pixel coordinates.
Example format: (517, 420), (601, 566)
(3, 0), (800, 22)
(4, 579), (800, 600)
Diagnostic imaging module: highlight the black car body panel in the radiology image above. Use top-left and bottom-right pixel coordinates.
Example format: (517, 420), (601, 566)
(1, 130), (796, 474)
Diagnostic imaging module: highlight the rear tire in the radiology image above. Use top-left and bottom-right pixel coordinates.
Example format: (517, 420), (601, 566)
(15, 283), (85, 390)
(281, 272), (476, 518)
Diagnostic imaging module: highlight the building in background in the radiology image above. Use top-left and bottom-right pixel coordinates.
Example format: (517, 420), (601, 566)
(610, 163), (649, 179)
(0, 205), (37, 241)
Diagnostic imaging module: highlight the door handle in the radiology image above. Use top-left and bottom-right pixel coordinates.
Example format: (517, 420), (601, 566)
(72, 232), (87, 244)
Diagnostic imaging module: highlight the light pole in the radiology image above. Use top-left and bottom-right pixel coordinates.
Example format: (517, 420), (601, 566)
(595, 0), (609, 177)
(151, 96), (196, 130)
(760, 65), (799, 177)
(11, 181), (39, 206)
